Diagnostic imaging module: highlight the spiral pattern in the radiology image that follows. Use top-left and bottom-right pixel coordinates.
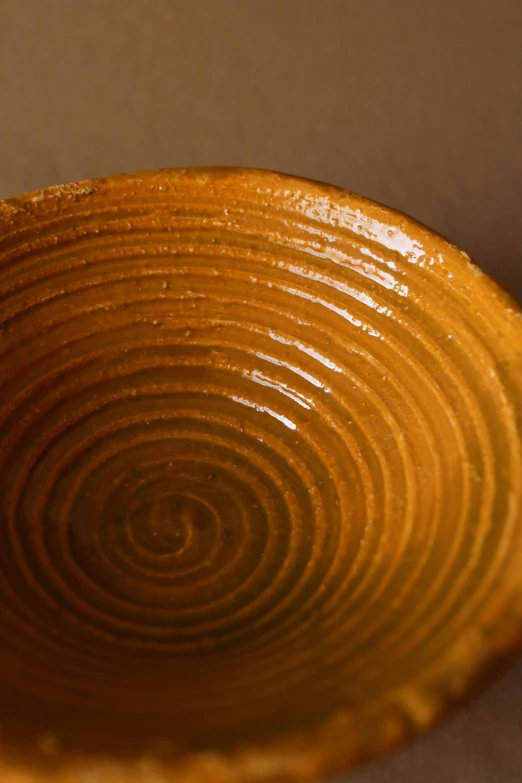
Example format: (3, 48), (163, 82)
(0, 168), (521, 782)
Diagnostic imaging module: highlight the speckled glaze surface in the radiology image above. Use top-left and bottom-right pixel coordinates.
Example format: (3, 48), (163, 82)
(0, 168), (521, 783)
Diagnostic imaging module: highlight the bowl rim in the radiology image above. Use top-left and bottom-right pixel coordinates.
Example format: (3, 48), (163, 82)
(1, 165), (520, 316)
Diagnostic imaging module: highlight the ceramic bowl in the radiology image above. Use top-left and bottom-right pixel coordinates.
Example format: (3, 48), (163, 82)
(0, 168), (521, 783)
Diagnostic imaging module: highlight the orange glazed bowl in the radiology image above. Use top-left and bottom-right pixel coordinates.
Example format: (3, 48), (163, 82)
(0, 168), (521, 783)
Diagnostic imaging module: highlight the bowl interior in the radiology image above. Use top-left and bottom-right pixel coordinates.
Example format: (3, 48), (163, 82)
(0, 168), (521, 781)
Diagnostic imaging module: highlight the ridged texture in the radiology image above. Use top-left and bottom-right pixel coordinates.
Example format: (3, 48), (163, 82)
(0, 168), (521, 782)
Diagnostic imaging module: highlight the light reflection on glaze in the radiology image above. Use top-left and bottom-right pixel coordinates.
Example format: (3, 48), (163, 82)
(268, 330), (344, 373)
(231, 395), (298, 431)
(255, 351), (325, 390)
(245, 370), (312, 411)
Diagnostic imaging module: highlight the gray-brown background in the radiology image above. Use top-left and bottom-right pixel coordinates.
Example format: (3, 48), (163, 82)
(0, 1), (521, 781)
